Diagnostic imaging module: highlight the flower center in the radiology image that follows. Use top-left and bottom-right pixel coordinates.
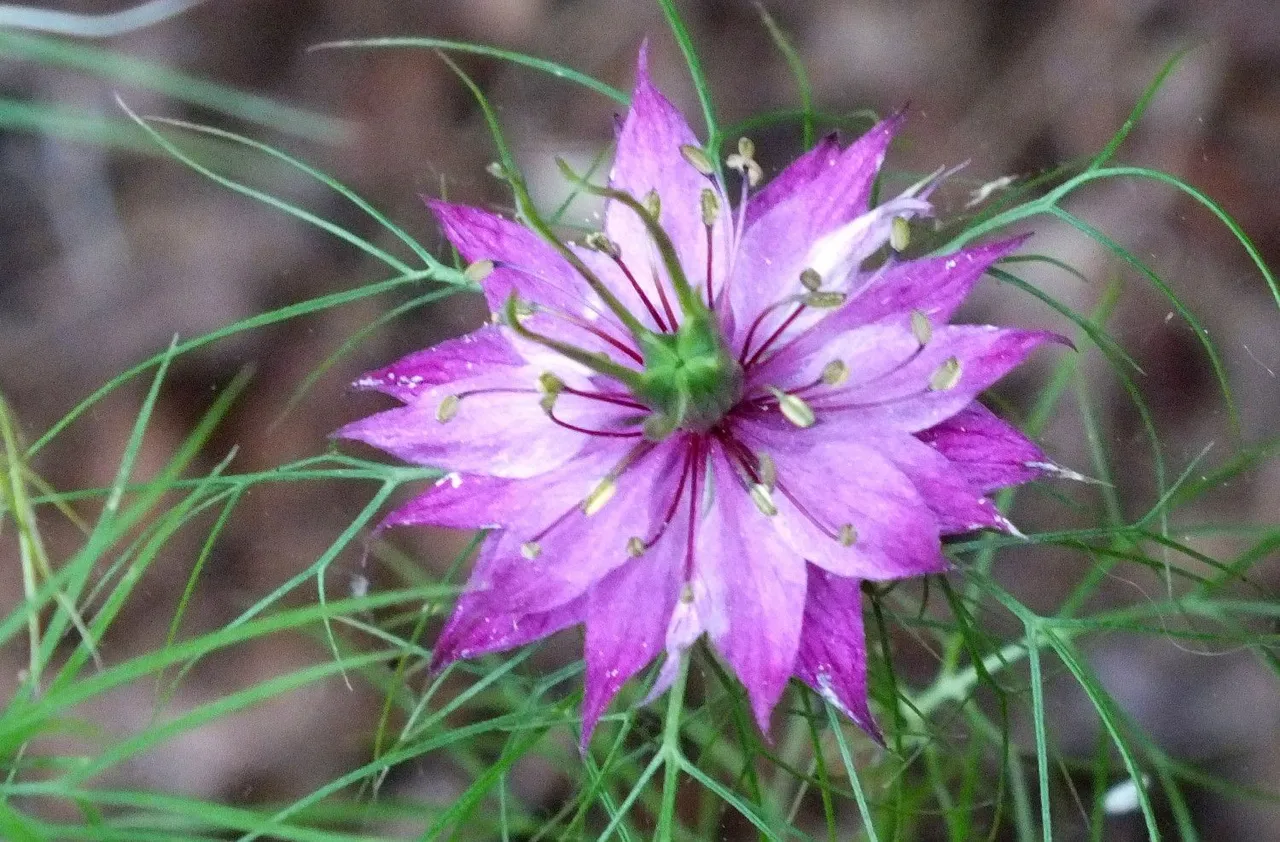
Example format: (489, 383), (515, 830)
(634, 303), (743, 435)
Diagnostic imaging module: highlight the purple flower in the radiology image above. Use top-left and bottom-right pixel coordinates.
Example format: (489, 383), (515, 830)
(339, 49), (1059, 747)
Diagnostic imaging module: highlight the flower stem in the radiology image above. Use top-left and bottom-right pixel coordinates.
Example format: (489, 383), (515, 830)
(656, 655), (691, 841)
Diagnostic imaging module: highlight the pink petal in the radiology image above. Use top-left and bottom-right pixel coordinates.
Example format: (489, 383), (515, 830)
(337, 367), (631, 479)
(794, 566), (882, 743)
(807, 326), (1062, 433)
(733, 421), (950, 580)
(700, 446), (809, 734)
(581, 547), (681, 747)
(352, 325), (525, 402)
(428, 201), (641, 366)
(377, 442), (625, 534)
(918, 403), (1049, 492)
(743, 134), (842, 227)
(728, 115), (903, 331)
(604, 46), (731, 315)
(746, 238), (1030, 382)
(430, 589), (586, 672)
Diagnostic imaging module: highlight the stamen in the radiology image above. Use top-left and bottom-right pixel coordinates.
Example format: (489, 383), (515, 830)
(800, 291), (847, 309)
(911, 310), (933, 346)
(435, 395), (460, 423)
(626, 536), (646, 557)
(639, 438), (695, 553)
(756, 451), (777, 490)
(726, 137), (763, 186)
(521, 541), (542, 560)
(650, 264), (679, 331)
(743, 304), (807, 369)
(838, 524), (858, 547)
(643, 189), (661, 220)
(485, 161), (506, 179)
(464, 259), (494, 283)
(799, 267), (823, 291)
(749, 483), (778, 517)
(821, 360), (850, 386)
(583, 477), (618, 516)
(767, 386), (817, 428)
(680, 144), (716, 176)
(584, 231), (669, 331)
(546, 410), (642, 439)
(682, 438), (705, 579)
(679, 582), (696, 604)
(701, 189), (719, 308)
(929, 356), (962, 391)
(890, 215), (911, 252)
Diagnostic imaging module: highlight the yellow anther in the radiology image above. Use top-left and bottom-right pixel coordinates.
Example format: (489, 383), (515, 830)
(521, 541), (542, 560)
(643, 189), (661, 220)
(435, 395), (460, 423)
(583, 477), (617, 516)
(799, 267), (823, 291)
(890, 216), (911, 252)
(700, 188), (720, 227)
(768, 386), (816, 428)
(821, 359), (850, 386)
(679, 582), (696, 604)
(929, 357), (962, 391)
(626, 536), (646, 558)
(680, 144), (716, 176)
(801, 291), (847, 309)
(749, 483), (778, 517)
(464, 259), (494, 283)
(838, 524), (857, 547)
(584, 231), (621, 259)
(910, 310), (933, 346)
(756, 451), (777, 491)
(726, 136), (763, 185)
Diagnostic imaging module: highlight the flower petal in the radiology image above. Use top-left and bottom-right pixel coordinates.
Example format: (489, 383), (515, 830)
(746, 238), (1030, 383)
(794, 565), (882, 742)
(733, 421), (950, 579)
(917, 403), (1048, 492)
(352, 325), (524, 402)
(728, 115), (904, 332)
(337, 367), (630, 479)
(700, 446), (808, 734)
(429, 589), (585, 672)
(581, 546), (682, 747)
(428, 200), (641, 367)
(604, 46), (731, 313)
(743, 133), (841, 227)
(808, 325), (1062, 433)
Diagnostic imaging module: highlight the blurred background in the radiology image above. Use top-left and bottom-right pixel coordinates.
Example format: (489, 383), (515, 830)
(1, 0), (1277, 837)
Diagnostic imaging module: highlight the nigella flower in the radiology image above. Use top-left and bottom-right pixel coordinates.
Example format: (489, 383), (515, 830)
(339, 49), (1060, 747)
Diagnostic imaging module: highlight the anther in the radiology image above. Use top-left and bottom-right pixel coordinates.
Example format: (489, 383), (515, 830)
(464, 259), (494, 283)
(768, 386), (816, 428)
(756, 451), (777, 490)
(910, 310), (933, 346)
(821, 359), (850, 386)
(700, 188), (720, 227)
(485, 161), (507, 179)
(435, 395), (460, 423)
(929, 356), (962, 391)
(749, 483), (778, 517)
(726, 136), (763, 186)
(838, 524), (857, 547)
(800, 291), (847, 309)
(679, 582), (696, 604)
(521, 541), (542, 560)
(799, 267), (823, 291)
(537, 372), (563, 413)
(643, 189), (661, 220)
(627, 536), (646, 558)
(583, 477), (618, 516)
(680, 144), (716, 176)
(890, 215), (911, 252)
(584, 231), (621, 260)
